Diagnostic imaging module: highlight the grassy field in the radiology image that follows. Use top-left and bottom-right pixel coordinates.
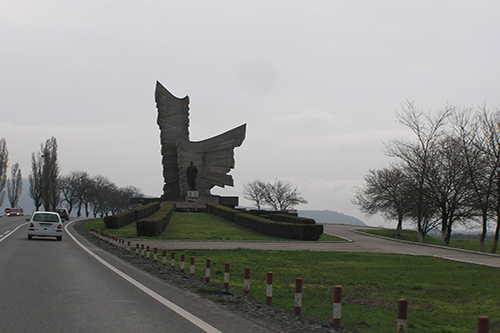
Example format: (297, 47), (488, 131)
(85, 212), (343, 242)
(84, 213), (500, 332)
(362, 228), (498, 253)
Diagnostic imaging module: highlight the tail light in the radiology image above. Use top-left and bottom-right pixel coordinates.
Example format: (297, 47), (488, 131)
(57, 224), (63, 230)
(29, 223), (34, 228)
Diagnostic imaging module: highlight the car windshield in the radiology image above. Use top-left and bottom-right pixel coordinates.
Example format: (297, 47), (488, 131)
(33, 214), (59, 222)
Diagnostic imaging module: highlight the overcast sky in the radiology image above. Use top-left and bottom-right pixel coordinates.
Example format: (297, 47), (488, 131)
(1, 1), (500, 226)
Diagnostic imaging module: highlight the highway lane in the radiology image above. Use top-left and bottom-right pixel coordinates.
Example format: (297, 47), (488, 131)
(0, 217), (271, 333)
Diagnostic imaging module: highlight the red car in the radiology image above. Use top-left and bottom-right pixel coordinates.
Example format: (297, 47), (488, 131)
(7, 207), (24, 216)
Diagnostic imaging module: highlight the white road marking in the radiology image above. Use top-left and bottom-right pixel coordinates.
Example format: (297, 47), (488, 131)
(0, 223), (26, 243)
(65, 220), (221, 333)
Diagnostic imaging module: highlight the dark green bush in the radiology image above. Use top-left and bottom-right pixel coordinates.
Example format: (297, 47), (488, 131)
(133, 202), (160, 220)
(206, 204), (238, 222)
(233, 213), (323, 241)
(103, 210), (136, 229)
(103, 202), (160, 229)
(136, 203), (175, 237)
(270, 214), (316, 225)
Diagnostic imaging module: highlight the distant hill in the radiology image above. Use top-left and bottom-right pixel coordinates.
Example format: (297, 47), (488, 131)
(298, 210), (366, 226)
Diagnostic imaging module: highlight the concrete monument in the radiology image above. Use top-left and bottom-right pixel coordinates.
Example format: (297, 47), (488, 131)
(155, 81), (246, 203)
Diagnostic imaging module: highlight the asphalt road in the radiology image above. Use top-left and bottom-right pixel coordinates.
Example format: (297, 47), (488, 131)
(0, 216), (271, 333)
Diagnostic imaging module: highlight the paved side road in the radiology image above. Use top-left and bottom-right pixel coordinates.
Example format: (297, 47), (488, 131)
(132, 224), (500, 269)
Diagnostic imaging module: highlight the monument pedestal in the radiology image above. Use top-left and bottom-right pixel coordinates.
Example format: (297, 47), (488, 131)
(186, 191), (199, 202)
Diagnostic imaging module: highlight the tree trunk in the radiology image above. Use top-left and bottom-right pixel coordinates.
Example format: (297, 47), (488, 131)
(417, 219), (426, 243)
(480, 214), (487, 252)
(396, 215), (403, 238)
(492, 214), (500, 254)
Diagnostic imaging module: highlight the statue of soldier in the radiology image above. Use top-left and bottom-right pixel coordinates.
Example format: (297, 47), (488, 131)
(186, 162), (198, 191)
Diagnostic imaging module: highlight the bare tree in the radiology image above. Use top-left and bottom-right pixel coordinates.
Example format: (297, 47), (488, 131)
(29, 151), (43, 211)
(243, 180), (267, 210)
(0, 138), (8, 207)
(352, 165), (411, 238)
(474, 106), (500, 253)
(262, 179), (308, 211)
(7, 162), (22, 208)
(384, 101), (452, 242)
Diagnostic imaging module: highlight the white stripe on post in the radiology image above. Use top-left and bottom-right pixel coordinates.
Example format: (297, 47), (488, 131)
(162, 250), (167, 266)
(266, 272), (273, 306)
(224, 262), (230, 289)
(333, 286), (342, 329)
(190, 256), (195, 276)
(171, 251), (175, 270)
(244, 267), (250, 295)
(295, 278), (302, 316)
(180, 253), (185, 273)
(154, 248), (158, 263)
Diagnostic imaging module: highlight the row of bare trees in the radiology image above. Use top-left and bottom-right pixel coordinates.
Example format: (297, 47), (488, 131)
(58, 171), (142, 218)
(0, 138), (24, 208)
(353, 102), (500, 253)
(27, 137), (143, 217)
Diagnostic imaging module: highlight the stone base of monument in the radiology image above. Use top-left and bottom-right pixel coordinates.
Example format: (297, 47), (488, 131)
(186, 191), (199, 202)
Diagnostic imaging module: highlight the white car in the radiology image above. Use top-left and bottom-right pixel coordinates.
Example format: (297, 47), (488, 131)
(27, 212), (64, 241)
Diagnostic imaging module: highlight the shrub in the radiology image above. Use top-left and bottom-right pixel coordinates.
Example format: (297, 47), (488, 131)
(206, 204), (238, 222)
(270, 214), (316, 225)
(103, 210), (136, 229)
(136, 203), (176, 237)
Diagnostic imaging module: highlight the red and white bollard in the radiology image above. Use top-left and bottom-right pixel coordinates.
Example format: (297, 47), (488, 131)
(154, 248), (158, 263)
(180, 253), (185, 273)
(205, 258), (211, 283)
(333, 286), (342, 329)
(171, 252), (175, 270)
(163, 250), (167, 266)
(397, 299), (408, 333)
(146, 245), (150, 259)
(127, 241), (131, 252)
(141, 244), (145, 258)
(295, 278), (302, 316)
(190, 256), (195, 276)
(136, 243), (139, 256)
(224, 262), (230, 289)
(244, 267), (250, 295)
(478, 316), (489, 333)
(266, 272), (273, 306)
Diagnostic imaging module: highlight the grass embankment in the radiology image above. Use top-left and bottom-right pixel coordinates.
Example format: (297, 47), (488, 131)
(84, 213), (500, 332)
(363, 228), (498, 253)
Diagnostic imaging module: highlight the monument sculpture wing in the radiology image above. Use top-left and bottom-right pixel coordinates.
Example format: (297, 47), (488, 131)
(155, 81), (246, 202)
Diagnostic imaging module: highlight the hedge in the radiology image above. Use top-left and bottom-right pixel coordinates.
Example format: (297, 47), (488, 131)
(103, 202), (160, 229)
(136, 203), (176, 237)
(233, 213), (323, 240)
(270, 214), (316, 225)
(206, 203), (238, 222)
(207, 204), (323, 240)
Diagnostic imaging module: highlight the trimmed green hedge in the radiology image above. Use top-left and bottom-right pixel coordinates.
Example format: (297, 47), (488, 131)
(136, 203), (176, 237)
(233, 213), (323, 240)
(206, 204), (238, 222)
(270, 214), (316, 225)
(103, 202), (160, 229)
(207, 204), (323, 240)
(103, 210), (136, 229)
